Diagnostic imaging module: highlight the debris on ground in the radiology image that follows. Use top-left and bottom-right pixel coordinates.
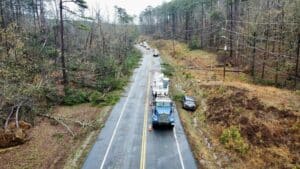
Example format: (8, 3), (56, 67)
(205, 86), (300, 168)
(0, 121), (31, 148)
(0, 104), (110, 169)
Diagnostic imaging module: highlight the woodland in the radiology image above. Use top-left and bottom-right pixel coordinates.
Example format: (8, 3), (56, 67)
(0, 0), (139, 131)
(139, 0), (300, 89)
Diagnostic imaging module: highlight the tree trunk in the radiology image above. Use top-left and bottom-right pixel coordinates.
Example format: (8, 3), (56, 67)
(229, 0), (233, 59)
(35, 0), (40, 28)
(262, 0), (270, 79)
(9, 0), (15, 22)
(39, 0), (47, 34)
(59, 0), (68, 85)
(295, 33), (300, 88)
(262, 30), (268, 79)
(275, 3), (285, 86)
(200, 2), (204, 48)
(209, 0), (213, 46)
(251, 32), (256, 79)
(0, 0), (5, 28)
(32, 0), (37, 32)
(185, 11), (190, 42)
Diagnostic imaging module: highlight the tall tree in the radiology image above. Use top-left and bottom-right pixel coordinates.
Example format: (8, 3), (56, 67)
(59, 0), (87, 86)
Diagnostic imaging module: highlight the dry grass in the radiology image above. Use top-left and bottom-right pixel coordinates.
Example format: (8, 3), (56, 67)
(0, 104), (110, 169)
(52, 103), (102, 123)
(149, 38), (300, 169)
(150, 39), (300, 113)
(225, 81), (300, 112)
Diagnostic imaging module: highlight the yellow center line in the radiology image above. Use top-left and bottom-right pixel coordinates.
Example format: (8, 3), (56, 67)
(140, 71), (151, 169)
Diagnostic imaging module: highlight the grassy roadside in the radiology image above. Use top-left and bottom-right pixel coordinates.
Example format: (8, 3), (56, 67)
(63, 106), (112, 169)
(0, 104), (111, 169)
(150, 39), (300, 169)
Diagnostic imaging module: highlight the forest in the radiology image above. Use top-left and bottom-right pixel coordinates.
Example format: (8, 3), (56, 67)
(139, 0), (300, 89)
(0, 0), (299, 168)
(0, 0), (139, 133)
(138, 0), (300, 168)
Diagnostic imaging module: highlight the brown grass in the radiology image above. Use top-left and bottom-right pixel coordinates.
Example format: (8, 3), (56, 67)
(0, 104), (110, 169)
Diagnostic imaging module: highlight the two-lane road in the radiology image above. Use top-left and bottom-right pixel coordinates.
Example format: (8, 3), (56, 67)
(82, 45), (197, 169)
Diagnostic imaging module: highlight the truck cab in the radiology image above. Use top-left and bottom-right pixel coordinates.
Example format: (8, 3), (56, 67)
(152, 97), (175, 129)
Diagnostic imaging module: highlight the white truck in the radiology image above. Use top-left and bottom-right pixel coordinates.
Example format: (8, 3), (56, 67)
(151, 72), (169, 97)
(153, 49), (160, 57)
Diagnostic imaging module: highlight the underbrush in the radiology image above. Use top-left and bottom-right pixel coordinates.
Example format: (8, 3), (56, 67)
(205, 85), (299, 168)
(219, 126), (249, 154)
(64, 49), (141, 107)
(122, 49), (142, 74)
(89, 90), (121, 106)
(63, 88), (90, 106)
(172, 92), (184, 101)
(188, 37), (201, 50)
(161, 63), (175, 77)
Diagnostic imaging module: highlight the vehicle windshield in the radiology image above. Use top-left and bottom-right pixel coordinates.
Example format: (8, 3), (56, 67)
(185, 97), (195, 102)
(185, 100), (195, 104)
(156, 102), (171, 107)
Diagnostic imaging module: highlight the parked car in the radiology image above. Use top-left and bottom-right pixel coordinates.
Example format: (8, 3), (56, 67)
(153, 49), (160, 57)
(182, 96), (197, 111)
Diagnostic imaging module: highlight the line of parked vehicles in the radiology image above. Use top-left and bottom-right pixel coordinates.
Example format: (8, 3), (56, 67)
(150, 72), (198, 129)
(139, 41), (197, 129)
(151, 72), (174, 129)
(139, 41), (160, 57)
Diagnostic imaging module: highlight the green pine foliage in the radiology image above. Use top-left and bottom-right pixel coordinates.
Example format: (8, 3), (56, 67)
(220, 126), (249, 154)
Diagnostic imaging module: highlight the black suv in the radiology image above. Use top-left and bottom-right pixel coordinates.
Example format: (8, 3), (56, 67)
(182, 96), (197, 111)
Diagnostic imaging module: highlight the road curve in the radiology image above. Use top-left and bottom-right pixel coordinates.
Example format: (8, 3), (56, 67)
(82, 45), (197, 169)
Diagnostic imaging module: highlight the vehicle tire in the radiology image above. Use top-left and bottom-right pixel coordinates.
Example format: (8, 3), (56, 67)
(152, 123), (157, 130)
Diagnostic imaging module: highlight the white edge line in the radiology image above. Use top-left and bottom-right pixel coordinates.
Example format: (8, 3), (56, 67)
(174, 127), (186, 169)
(99, 58), (141, 169)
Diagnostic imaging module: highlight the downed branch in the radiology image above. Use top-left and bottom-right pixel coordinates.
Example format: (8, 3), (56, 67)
(37, 114), (75, 137)
(72, 119), (95, 128)
(38, 113), (95, 128)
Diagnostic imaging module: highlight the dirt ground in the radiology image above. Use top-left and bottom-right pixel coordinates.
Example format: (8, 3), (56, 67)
(0, 104), (110, 169)
(150, 39), (300, 169)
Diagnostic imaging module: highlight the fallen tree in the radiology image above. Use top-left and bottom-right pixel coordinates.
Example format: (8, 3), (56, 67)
(37, 113), (96, 137)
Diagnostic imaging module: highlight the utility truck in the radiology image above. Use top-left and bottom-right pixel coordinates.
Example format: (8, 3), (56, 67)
(151, 72), (169, 97)
(152, 97), (175, 128)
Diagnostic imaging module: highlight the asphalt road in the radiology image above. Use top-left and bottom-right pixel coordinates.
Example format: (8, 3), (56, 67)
(82, 45), (197, 169)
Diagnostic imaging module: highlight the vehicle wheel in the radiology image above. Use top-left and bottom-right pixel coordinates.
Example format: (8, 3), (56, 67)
(152, 123), (157, 130)
(169, 125), (174, 129)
